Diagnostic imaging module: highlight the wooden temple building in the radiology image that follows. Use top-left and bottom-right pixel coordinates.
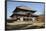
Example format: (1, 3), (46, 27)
(7, 6), (39, 22)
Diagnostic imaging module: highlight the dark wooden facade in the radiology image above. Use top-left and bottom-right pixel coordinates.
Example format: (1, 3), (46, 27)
(8, 6), (38, 22)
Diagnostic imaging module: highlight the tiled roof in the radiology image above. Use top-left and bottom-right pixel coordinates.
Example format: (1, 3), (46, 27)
(16, 6), (32, 10)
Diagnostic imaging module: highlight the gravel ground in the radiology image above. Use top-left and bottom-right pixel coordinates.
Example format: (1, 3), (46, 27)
(6, 21), (45, 30)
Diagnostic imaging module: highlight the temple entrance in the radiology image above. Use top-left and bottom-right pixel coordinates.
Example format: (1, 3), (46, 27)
(17, 16), (23, 21)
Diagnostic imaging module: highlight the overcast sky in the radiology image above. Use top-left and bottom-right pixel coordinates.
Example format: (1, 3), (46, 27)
(7, 1), (45, 18)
